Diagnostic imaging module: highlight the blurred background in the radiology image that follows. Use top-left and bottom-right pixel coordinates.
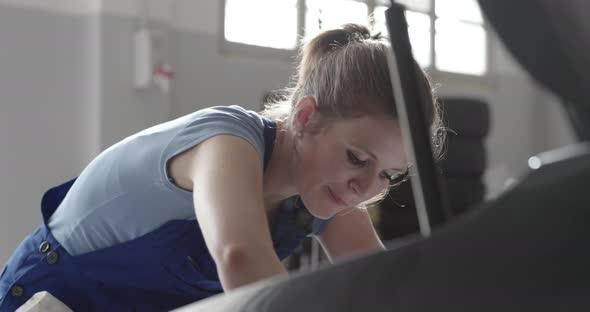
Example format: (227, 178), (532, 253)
(0, 0), (575, 266)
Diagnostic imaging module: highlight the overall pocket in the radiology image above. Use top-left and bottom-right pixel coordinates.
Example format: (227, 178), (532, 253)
(160, 254), (223, 294)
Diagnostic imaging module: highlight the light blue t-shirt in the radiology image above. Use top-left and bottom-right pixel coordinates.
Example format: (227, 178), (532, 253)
(48, 105), (270, 256)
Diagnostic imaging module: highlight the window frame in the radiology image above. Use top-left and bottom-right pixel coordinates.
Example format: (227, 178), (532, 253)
(218, 0), (301, 62)
(219, 0), (492, 80)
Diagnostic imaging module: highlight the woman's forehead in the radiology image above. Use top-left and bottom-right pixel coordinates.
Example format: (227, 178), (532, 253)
(334, 116), (401, 140)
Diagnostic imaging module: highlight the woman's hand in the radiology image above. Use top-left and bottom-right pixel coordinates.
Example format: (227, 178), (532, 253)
(316, 207), (385, 262)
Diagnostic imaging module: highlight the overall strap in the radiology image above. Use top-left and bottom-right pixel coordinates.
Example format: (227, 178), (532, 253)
(41, 178), (76, 225)
(262, 118), (277, 170)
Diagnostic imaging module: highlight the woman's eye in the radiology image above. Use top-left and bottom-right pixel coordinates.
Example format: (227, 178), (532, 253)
(384, 171), (409, 186)
(347, 150), (367, 167)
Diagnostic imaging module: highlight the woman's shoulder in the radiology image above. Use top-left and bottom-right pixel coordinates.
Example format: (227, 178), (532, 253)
(161, 105), (275, 176)
(129, 105), (270, 141)
(195, 105), (260, 118)
(192, 105), (271, 127)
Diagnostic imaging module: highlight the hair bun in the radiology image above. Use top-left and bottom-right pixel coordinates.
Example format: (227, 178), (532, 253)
(322, 24), (373, 47)
(302, 23), (380, 62)
(341, 23), (372, 41)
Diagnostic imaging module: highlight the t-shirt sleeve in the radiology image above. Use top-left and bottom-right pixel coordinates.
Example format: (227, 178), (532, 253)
(160, 105), (266, 182)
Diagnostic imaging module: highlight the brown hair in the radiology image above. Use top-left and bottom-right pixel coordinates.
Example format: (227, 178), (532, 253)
(261, 23), (446, 206)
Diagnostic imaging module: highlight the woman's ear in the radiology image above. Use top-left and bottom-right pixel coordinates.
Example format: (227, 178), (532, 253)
(293, 96), (318, 132)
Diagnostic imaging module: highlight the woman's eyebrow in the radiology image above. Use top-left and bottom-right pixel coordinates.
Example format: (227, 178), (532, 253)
(353, 144), (404, 172)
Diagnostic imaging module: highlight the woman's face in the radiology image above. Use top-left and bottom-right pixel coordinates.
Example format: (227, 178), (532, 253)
(293, 113), (408, 219)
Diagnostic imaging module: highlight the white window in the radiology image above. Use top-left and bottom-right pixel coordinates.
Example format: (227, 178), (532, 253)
(223, 0), (488, 76)
(223, 0), (298, 50)
(305, 0), (369, 39)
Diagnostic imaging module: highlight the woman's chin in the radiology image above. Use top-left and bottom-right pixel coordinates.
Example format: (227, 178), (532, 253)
(308, 209), (333, 220)
(299, 193), (338, 219)
(305, 202), (337, 220)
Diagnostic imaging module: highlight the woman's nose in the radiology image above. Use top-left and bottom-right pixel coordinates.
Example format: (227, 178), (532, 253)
(348, 171), (377, 198)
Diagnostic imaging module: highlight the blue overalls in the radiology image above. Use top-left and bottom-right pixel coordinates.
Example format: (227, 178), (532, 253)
(0, 122), (328, 311)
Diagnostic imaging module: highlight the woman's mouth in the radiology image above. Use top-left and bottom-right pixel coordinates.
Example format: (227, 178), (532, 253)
(327, 187), (347, 207)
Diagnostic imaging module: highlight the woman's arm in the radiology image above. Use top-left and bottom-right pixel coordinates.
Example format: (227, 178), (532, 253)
(315, 208), (385, 263)
(181, 134), (287, 290)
